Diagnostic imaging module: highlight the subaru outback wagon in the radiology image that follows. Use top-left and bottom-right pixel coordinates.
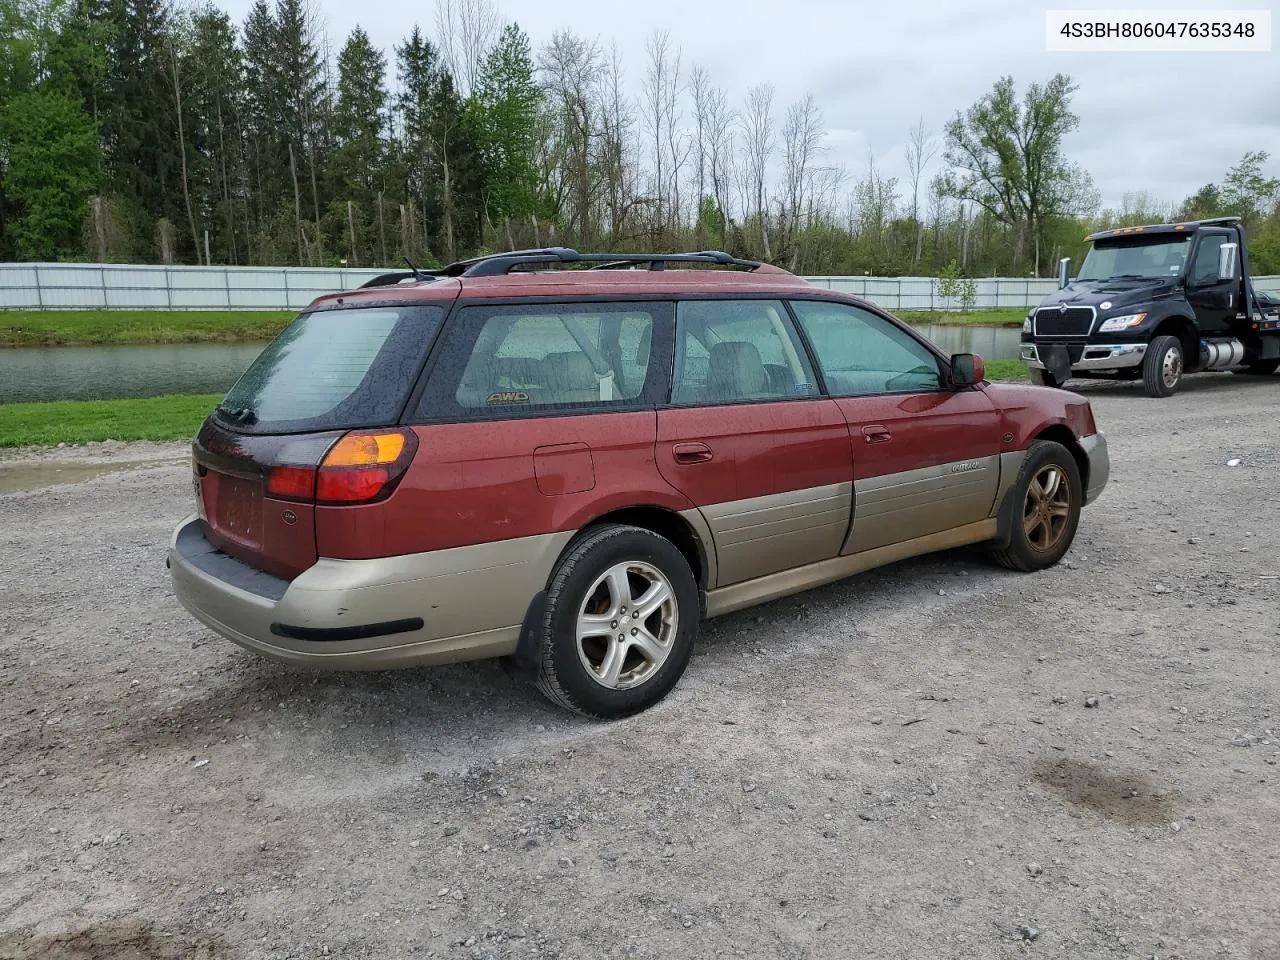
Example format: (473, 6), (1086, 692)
(169, 249), (1109, 717)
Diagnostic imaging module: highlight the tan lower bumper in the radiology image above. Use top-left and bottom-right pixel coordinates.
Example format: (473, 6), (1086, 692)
(167, 516), (571, 670)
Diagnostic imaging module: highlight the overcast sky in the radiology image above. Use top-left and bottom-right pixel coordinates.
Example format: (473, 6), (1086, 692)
(218, 0), (1279, 213)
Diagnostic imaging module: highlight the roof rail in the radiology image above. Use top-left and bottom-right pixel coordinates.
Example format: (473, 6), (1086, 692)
(359, 270), (424, 289)
(438, 247), (767, 278)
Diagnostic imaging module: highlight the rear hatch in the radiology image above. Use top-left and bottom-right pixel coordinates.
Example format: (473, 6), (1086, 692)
(193, 302), (445, 580)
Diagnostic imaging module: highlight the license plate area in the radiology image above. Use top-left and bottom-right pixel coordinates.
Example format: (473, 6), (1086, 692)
(209, 472), (264, 549)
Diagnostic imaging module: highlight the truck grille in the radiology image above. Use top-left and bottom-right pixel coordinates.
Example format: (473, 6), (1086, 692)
(1035, 306), (1095, 338)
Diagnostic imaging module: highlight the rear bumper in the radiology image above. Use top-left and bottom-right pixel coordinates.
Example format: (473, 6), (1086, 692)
(1021, 342), (1147, 372)
(167, 515), (571, 670)
(1080, 433), (1110, 505)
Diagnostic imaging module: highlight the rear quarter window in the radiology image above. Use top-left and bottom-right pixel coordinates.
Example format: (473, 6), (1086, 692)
(218, 304), (443, 433)
(417, 301), (673, 420)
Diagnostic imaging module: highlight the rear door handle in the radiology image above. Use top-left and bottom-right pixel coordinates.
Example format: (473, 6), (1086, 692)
(862, 425), (892, 443)
(672, 442), (714, 464)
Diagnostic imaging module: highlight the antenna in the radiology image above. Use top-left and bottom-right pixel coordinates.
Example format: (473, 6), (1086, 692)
(404, 256), (425, 281)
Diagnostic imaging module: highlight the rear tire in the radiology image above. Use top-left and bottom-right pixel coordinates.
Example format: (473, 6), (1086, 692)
(1142, 335), (1183, 397)
(989, 440), (1083, 573)
(1233, 358), (1280, 376)
(1028, 367), (1062, 388)
(534, 524), (699, 718)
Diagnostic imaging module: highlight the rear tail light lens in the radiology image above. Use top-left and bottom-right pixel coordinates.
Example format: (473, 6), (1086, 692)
(315, 429), (417, 505)
(266, 464), (317, 500)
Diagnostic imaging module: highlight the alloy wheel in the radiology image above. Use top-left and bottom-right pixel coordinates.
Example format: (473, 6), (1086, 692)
(1023, 465), (1072, 552)
(575, 561), (678, 689)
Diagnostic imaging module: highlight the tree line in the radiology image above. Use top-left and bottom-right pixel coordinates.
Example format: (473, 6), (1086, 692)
(2, 0), (1278, 276)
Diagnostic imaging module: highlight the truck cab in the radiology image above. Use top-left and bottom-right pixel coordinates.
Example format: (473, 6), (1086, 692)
(1020, 217), (1280, 397)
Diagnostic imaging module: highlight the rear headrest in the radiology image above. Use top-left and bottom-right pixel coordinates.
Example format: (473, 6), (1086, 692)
(708, 341), (767, 397)
(541, 351), (597, 391)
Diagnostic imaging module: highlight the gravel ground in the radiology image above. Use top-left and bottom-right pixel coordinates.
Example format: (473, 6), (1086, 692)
(2, 374), (1278, 960)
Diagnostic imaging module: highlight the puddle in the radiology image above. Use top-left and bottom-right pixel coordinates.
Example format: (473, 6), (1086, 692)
(0, 459), (184, 495)
(0, 919), (217, 959)
(1033, 757), (1176, 826)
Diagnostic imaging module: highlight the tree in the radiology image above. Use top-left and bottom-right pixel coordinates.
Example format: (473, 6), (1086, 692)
(474, 22), (541, 225)
(434, 0), (500, 98)
(938, 74), (1095, 275)
(538, 29), (602, 246)
(780, 94), (823, 269)
(1, 89), (99, 259)
(740, 83), (774, 260)
(1220, 151), (1279, 224)
(904, 117), (937, 267)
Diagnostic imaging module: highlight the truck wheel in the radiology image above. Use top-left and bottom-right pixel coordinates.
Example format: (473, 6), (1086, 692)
(989, 440), (1082, 572)
(1141, 335), (1183, 397)
(1233, 359), (1279, 376)
(1028, 368), (1062, 388)
(534, 524), (699, 719)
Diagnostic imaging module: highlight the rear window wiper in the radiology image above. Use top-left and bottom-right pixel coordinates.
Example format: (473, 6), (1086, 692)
(216, 404), (258, 425)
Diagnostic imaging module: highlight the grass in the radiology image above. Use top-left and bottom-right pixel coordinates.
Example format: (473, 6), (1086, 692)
(898, 307), (1028, 327)
(0, 310), (293, 347)
(0, 394), (220, 447)
(983, 359), (1029, 382)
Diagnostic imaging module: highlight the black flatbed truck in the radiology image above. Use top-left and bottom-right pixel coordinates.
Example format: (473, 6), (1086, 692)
(1020, 217), (1280, 397)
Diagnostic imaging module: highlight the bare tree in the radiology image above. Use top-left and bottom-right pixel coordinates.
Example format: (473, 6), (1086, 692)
(689, 65), (711, 243)
(162, 31), (201, 265)
(781, 94), (824, 269)
(434, 0), (502, 96)
(904, 117), (939, 267)
(740, 83), (775, 260)
(539, 30), (604, 245)
(642, 29), (685, 242)
(704, 83), (735, 248)
(598, 41), (645, 241)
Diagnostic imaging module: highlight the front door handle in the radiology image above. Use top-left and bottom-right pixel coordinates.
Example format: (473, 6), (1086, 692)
(862, 425), (892, 443)
(672, 442), (714, 464)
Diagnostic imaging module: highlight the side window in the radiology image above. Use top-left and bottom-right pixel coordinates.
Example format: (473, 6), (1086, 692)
(1190, 233), (1227, 285)
(672, 299), (817, 405)
(417, 301), (671, 418)
(790, 299), (942, 396)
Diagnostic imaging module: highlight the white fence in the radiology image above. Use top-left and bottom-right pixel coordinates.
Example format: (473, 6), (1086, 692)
(2, 262), (1278, 313)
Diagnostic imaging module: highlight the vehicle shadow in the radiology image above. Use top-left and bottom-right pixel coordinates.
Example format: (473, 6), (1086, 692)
(121, 546), (1018, 767)
(1065, 370), (1278, 397)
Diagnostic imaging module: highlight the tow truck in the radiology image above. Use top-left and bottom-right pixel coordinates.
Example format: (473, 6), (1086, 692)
(1020, 217), (1280, 397)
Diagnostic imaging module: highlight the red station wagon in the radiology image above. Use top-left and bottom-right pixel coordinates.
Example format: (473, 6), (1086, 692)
(168, 249), (1109, 717)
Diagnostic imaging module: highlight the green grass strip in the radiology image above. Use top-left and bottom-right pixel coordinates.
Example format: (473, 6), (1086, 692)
(0, 310), (293, 347)
(0, 394), (221, 447)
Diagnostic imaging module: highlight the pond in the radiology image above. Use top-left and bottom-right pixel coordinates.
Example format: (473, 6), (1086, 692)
(0, 325), (1024, 405)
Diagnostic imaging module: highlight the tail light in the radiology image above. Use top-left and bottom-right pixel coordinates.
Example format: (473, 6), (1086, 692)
(264, 429), (418, 506)
(317, 429), (418, 505)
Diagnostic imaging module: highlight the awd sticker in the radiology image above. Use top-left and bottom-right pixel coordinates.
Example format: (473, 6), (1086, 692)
(487, 391), (530, 404)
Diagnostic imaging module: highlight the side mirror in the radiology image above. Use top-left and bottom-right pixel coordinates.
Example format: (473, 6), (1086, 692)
(1058, 257), (1071, 289)
(1218, 242), (1238, 282)
(951, 353), (984, 388)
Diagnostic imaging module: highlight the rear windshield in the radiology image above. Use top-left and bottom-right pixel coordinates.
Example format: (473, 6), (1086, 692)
(217, 305), (443, 433)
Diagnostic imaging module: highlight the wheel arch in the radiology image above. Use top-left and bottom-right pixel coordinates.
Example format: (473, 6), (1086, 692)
(512, 505), (711, 673)
(1032, 425), (1090, 493)
(1150, 312), (1198, 369)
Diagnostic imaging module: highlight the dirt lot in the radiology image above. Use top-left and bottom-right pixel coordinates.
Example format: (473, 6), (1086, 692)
(2, 375), (1278, 960)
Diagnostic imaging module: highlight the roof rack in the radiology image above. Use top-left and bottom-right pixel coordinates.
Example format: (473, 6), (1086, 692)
(357, 248), (772, 287)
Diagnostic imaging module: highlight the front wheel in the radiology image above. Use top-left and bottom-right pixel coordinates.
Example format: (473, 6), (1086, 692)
(989, 440), (1083, 572)
(534, 524), (699, 718)
(1142, 335), (1184, 397)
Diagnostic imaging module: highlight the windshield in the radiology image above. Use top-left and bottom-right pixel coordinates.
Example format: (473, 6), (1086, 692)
(218, 304), (443, 433)
(1077, 235), (1192, 281)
